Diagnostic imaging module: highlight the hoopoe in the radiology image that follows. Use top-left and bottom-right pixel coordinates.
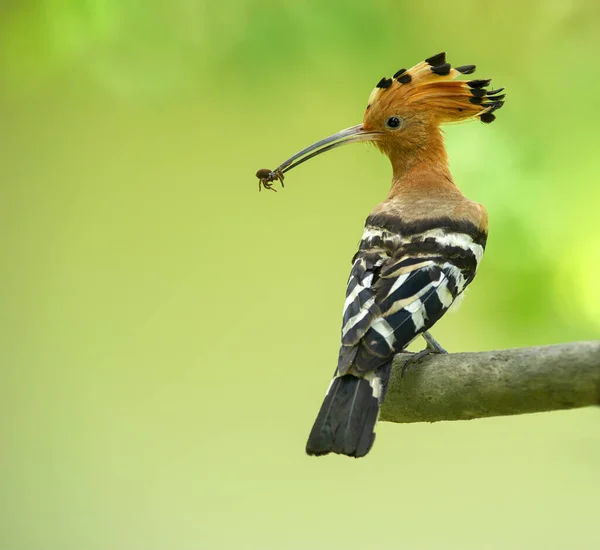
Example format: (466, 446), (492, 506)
(257, 52), (504, 457)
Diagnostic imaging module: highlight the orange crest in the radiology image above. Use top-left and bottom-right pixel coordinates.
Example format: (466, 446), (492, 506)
(365, 52), (504, 125)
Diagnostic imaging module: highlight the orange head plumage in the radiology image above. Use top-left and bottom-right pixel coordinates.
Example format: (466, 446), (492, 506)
(257, 52), (504, 188)
(361, 52), (504, 161)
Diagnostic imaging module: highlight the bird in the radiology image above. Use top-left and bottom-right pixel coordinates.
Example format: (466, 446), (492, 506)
(256, 52), (504, 457)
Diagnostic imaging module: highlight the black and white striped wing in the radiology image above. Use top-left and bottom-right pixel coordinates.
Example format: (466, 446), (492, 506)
(337, 223), (485, 376)
(339, 251), (385, 347)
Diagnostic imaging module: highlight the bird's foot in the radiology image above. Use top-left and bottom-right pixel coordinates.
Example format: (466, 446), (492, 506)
(401, 331), (448, 377)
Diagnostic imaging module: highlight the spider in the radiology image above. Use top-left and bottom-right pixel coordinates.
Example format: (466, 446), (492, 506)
(256, 168), (284, 192)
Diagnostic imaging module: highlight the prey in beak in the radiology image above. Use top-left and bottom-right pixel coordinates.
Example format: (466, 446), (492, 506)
(255, 124), (378, 192)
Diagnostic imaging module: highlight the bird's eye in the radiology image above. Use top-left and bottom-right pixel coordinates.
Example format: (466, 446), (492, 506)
(385, 116), (402, 129)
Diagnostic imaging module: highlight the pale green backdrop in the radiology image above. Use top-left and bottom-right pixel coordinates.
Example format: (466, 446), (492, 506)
(2, 1), (600, 549)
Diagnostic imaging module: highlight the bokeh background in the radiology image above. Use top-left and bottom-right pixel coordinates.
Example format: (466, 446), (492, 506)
(2, 1), (600, 549)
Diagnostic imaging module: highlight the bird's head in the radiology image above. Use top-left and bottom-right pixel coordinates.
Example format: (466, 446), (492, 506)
(258, 52), (504, 186)
(360, 52), (504, 160)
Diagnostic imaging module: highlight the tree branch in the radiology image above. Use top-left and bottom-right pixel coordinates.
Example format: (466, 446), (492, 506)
(380, 341), (600, 423)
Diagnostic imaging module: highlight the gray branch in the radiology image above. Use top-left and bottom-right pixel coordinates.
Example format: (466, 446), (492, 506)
(380, 341), (600, 423)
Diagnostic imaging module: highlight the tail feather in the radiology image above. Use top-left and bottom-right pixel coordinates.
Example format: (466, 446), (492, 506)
(306, 364), (391, 458)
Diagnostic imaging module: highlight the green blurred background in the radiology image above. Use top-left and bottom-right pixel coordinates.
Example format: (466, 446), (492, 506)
(2, 1), (600, 549)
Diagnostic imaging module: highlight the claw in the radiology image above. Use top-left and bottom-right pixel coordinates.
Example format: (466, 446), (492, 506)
(400, 331), (448, 377)
(401, 348), (435, 377)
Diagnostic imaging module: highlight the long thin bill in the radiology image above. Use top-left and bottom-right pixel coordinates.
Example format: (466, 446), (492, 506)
(272, 124), (379, 176)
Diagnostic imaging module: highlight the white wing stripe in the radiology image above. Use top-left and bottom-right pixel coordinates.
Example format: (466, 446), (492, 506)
(388, 272), (410, 295)
(370, 317), (396, 347)
(342, 296), (376, 337)
(419, 229), (484, 265)
(343, 280), (365, 313)
(437, 282), (454, 308)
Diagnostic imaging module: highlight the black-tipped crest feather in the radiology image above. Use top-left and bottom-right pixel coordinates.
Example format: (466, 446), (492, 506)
(425, 52), (446, 66)
(431, 62), (452, 76)
(467, 79), (491, 88)
(455, 64), (476, 74)
(376, 77), (393, 89)
(368, 53), (505, 125)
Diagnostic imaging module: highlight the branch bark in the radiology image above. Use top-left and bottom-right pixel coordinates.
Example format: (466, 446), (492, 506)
(380, 341), (600, 423)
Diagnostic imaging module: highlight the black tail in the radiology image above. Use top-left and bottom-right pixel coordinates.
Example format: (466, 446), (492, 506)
(305, 364), (391, 458)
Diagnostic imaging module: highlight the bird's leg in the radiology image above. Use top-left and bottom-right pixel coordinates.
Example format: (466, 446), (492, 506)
(422, 331), (447, 354)
(401, 331), (448, 377)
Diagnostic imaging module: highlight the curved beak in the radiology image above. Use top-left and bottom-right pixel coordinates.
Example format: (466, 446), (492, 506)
(270, 124), (380, 177)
